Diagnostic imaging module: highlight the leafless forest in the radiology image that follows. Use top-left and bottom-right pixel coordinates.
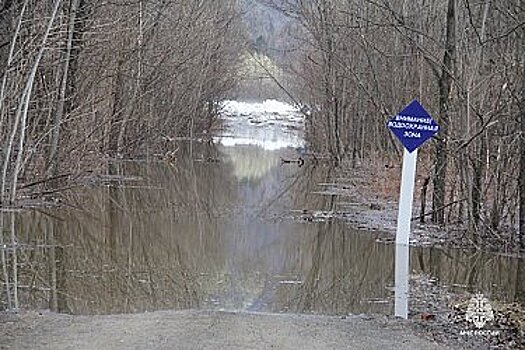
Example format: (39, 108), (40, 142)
(0, 0), (244, 200)
(260, 0), (525, 247)
(0, 0), (524, 250)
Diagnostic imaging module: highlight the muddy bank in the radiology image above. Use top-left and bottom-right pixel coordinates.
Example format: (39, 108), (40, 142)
(1, 309), (447, 350)
(285, 162), (523, 257)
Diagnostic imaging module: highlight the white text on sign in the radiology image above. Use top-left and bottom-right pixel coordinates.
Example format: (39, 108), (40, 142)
(403, 131), (420, 138)
(387, 116), (439, 135)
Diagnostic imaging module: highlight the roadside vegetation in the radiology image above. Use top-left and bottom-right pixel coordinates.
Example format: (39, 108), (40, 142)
(258, 0), (525, 253)
(0, 0), (245, 206)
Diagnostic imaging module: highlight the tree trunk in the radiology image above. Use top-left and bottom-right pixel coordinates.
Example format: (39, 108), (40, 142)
(0, 0), (29, 204)
(117, 0), (143, 154)
(518, 23), (525, 249)
(9, 0), (62, 203)
(0, 0), (28, 143)
(47, 0), (80, 177)
(108, 59), (124, 156)
(432, 0), (456, 224)
(471, 141), (484, 230)
(468, 1), (490, 238)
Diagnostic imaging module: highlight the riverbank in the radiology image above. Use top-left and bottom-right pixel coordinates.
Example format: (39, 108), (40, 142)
(287, 158), (524, 258)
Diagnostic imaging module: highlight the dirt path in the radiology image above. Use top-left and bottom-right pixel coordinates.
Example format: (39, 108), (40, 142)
(1, 310), (449, 350)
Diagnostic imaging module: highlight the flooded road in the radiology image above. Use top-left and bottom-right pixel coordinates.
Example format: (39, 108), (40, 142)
(2, 101), (525, 316)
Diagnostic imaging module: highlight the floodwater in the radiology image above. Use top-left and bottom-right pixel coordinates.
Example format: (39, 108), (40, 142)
(1, 100), (525, 316)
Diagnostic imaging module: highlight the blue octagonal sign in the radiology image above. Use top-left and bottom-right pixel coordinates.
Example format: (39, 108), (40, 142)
(387, 100), (440, 153)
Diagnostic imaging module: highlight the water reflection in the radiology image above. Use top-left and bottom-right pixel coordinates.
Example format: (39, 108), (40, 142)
(222, 146), (280, 182)
(1, 100), (525, 316)
(2, 142), (524, 316)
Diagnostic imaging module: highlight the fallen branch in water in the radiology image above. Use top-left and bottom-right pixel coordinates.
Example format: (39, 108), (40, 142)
(280, 157), (304, 166)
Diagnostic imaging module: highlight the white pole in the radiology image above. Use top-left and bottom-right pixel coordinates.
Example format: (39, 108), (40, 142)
(394, 243), (409, 319)
(394, 148), (418, 319)
(395, 149), (418, 246)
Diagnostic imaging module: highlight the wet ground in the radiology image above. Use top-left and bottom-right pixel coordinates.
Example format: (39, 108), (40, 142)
(1, 100), (524, 318)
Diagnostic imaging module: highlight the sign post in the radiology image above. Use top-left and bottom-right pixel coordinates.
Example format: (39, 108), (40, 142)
(387, 100), (439, 319)
(395, 149), (418, 246)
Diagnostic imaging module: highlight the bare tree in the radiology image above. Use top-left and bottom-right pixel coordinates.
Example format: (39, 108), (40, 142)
(47, 0), (82, 177)
(265, 0), (523, 249)
(518, 12), (525, 249)
(432, 0), (456, 224)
